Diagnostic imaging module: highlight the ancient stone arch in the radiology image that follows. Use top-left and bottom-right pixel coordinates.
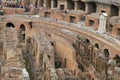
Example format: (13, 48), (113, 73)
(6, 22), (15, 28)
(20, 24), (26, 31)
(95, 43), (99, 49)
(104, 49), (109, 58)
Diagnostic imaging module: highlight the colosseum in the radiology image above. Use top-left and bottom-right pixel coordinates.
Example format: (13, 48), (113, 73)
(0, 0), (120, 80)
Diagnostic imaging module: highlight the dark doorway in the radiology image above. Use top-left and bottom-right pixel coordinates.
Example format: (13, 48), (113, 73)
(22, 34), (25, 41)
(113, 55), (120, 67)
(60, 5), (64, 10)
(70, 16), (76, 23)
(78, 1), (85, 11)
(87, 2), (96, 14)
(104, 49), (109, 58)
(55, 61), (62, 69)
(45, 12), (51, 18)
(111, 5), (119, 17)
(20, 24), (26, 31)
(20, 24), (26, 42)
(68, 1), (74, 10)
(89, 20), (94, 26)
(78, 62), (84, 72)
(95, 43), (99, 49)
(6, 23), (15, 28)
(85, 39), (90, 44)
(53, 0), (58, 8)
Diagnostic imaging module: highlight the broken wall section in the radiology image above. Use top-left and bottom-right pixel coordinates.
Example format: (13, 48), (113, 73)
(2, 27), (19, 59)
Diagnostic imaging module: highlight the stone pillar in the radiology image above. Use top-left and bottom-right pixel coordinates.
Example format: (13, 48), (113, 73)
(43, 0), (47, 8)
(43, 0), (51, 9)
(85, 3), (89, 13)
(37, 0), (40, 7)
(51, 0), (54, 8)
(64, 0), (68, 10)
(98, 13), (108, 33)
(74, 1), (78, 10)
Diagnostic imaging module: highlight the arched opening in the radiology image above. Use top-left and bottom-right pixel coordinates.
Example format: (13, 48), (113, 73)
(20, 24), (26, 31)
(113, 55), (120, 67)
(104, 49), (109, 58)
(53, 0), (58, 8)
(19, 24), (26, 42)
(111, 5), (119, 17)
(95, 43), (99, 49)
(87, 2), (96, 14)
(54, 54), (62, 69)
(55, 60), (62, 69)
(29, 22), (33, 29)
(50, 42), (54, 46)
(89, 20), (94, 26)
(78, 1), (85, 11)
(85, 39), (90, 44)
(78, 62), (84, 72)
(70, 16), (76, 23)
(6, 23), (15, 28)
(68, 1), (75, 10)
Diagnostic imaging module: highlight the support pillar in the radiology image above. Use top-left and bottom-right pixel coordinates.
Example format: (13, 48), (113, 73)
(85, 3), (89, 13)
(51, 0), (54, 8)
(43, 0), (47, 8)
(74, 1), (78, 10)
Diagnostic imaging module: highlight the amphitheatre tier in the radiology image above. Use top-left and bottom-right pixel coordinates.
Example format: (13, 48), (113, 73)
(1, 0), (120, 80)
(2, 14), (120, 58)
(0, 14), (120, 80)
